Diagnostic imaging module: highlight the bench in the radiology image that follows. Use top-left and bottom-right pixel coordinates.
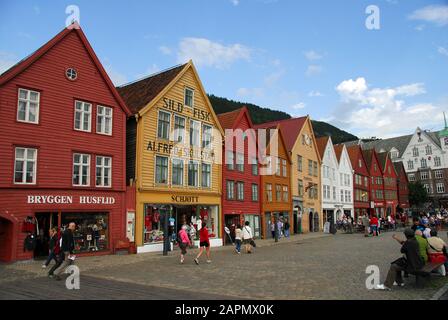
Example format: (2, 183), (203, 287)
(409, 262), (444, 288)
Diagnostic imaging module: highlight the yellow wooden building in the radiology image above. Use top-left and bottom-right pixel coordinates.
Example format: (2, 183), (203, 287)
(118, 61), (224, 252)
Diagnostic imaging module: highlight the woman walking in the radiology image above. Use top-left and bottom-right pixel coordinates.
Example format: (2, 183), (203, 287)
(194, 222), (211, 264)
(178, 225), (191, 264)
(242, 221), (254, 254)
(235, 224), (242, 254)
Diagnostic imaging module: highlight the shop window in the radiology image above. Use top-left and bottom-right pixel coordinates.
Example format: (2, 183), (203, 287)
(144, 205), (164, 244)
(17, 88), (40, 124)
(14, 147), (37, 184)
(62, 213), (108, 253)
(96, 105), (113, 135)
(74, 101), (92, 132)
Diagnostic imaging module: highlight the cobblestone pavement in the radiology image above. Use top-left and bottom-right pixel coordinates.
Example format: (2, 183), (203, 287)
(1, 231), (447, 300)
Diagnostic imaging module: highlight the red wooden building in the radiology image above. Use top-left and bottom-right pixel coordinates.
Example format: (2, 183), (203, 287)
(217, 107), (261, 242)
(377, 152), (399, 217)
(346, 145), (370, 220)
(0, 24), (131, 262)
(393, 162), (410, 212)
(363, 149), (386, 218)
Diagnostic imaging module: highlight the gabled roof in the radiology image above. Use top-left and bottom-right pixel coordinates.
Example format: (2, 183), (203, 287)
(256, 124), (292, 163)
(217, 106), (253, 130)
(362, 135), (412, 157)
(376, 152), (388, 172)
(333, 144), (344, 163)
(315, 136), (330, 160)
(345, 145), (367, 173)
(116, 63), (187, 114)
(254, 117), (307, 152)
(393, 162), (405, 177)
(0, 23), (131, 116)
(362, 149), (374, 170)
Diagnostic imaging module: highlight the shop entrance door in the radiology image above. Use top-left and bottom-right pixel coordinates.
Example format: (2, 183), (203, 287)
(34, 212), (58, 259)
(224, 214), (240, 244)
(0, 217), (13, 262)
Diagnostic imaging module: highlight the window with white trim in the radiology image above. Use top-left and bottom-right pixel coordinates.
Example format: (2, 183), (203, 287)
(155, 156), (168, 184)
(434, 156), (441, 167)
(407, 160), (414, 170)
(188, 161), (199, 187)
(425, 145), (432, 155)
(237, 182), (244, 200)
(408, 174), (415, 182)
(202, 124), (212, 149)
(185, 88), (194, 108)
(266, 183), (272, 202)
(283, 185), (289, 202)
(97, 106), (113, 135)
(73, 153), (90, 186)
(420, 158), (427, 169)
(157, 110), (171, 140)
(435, 170), (443, 179)
(227, 180), (235, 200)
(96, 156), (112, 187)
(252, 184), (258, 201)
(17, 88), (40, 124)
(189, 120), (200, 147)
(436, 183), (445, 194)
(74, 101), (92, 132)
(282, 159), (287, 177)
(420, 171), (429, 180)
(424, 184), (432, 194)
(236, 153), (244, 172)
(201, 163), (211, 188)
(14, 147), (37, 184)
(172, 159), (184, 186)
(227, 151), (234, 170)
(413, 147), (419, 157)
(173, 115), (185, 143)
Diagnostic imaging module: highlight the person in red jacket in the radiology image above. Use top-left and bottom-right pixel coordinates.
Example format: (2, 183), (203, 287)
(370, 215), (379, 237)
(194, 222), (211, 265)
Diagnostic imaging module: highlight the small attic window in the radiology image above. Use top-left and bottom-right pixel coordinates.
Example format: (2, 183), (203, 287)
(66, 68), (78, 81)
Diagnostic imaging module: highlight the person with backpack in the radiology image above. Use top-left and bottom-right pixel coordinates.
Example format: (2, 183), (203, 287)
(42, 227), (59, 269)
(178, 225), (191, 264)
(194, 222), (212, 265)
(242, 221), (254, 254)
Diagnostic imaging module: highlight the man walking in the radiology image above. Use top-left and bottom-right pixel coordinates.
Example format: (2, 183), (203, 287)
(53, 222), (76, 281)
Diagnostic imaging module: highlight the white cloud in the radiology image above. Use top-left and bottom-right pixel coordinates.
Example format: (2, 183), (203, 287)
(308, 90), (323, 97)
(331, 77), (443, 138)
(409, 5), (448, 26)
(304, 50), (323, 61)
(0, 51), (18, 74)
(237, 87), (264, 99)
(438, 46), (448, 57)
(414, 24), (425, 31)
(231, 0), (239, 6)
(176, 37), (251, 69)
(305, 65), (323, 76)
(292, 102), (306, 110)
(159, 46), (172, 55)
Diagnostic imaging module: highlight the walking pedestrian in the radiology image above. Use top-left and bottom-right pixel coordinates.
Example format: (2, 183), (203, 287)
(235, 224), (242, 254)
(178, 225), (191, 264)
(362, 214), (370, 237)
(53, 222), (76, 281)
(42, 227), (59, 269)
(370, 214), (379, 237)
(270, 220), (275, 239)
(194, 222), (211, 264)
(242, 221), (253, 254)
(284, 219), (290, 239)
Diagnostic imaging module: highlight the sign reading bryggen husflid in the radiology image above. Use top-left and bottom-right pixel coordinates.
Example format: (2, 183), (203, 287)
(117, 61), (224, 253)
(0, 24), (131, 263)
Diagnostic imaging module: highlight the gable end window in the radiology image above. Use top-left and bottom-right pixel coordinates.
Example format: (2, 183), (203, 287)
(74, 101), (92, 132)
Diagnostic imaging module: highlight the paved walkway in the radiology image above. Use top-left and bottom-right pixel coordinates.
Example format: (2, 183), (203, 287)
(1, 230), (447, 300)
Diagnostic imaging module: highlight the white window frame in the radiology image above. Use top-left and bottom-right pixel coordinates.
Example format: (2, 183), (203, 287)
(408, 174), (415, 182)
(74, 101), (92, 132)
(171, 158), (184, 186)
(201, 162), (212, 188)
(173, 115), (186, 144)
(435, 170), (443, 179)
(426, 145), (432, 155)
(413, 147), (419, 157)
(236, 182), (245, 201)
(282, 159), (287, 177)
(436, 183), (445, 194)
(17, 88), (40, 124)
(188, 160), (199, 187)
(73, 153), (91, 187)
(96, 105), (113, 135)
(202, 124), (213, 149)
(96, 156), (112, 187)
(283, 185), (288, 202)
(14, 147), (37, 185)
(184, 87), (194, 108)
(434, 156), (441, 167)
(157, 110), (171, 140)
(407, 160), (414, 170)
(252, 184), (259, 202)
(420, 171), (429, 180)
(227, 180), (235, 200)
(155, 155), (169, 185)
(189, 120), (200, 147)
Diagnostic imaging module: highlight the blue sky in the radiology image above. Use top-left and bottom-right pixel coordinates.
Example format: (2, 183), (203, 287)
(1, 0), (447, 138)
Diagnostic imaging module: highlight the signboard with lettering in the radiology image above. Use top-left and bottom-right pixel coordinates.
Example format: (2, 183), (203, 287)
(27, 195), (116, 205)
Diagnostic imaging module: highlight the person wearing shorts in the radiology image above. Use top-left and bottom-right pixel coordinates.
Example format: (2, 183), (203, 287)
(178, 225), (191, 264)
(194, 222), (211, 264)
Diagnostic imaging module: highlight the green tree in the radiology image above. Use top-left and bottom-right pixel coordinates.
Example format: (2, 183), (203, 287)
(408, 182), (429, 208)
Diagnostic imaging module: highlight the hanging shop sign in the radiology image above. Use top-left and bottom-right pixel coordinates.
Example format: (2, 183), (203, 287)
(27, 195), (116, 205)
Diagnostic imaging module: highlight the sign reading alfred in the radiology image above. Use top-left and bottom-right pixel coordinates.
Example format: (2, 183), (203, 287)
(27, 195), (115, 205)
